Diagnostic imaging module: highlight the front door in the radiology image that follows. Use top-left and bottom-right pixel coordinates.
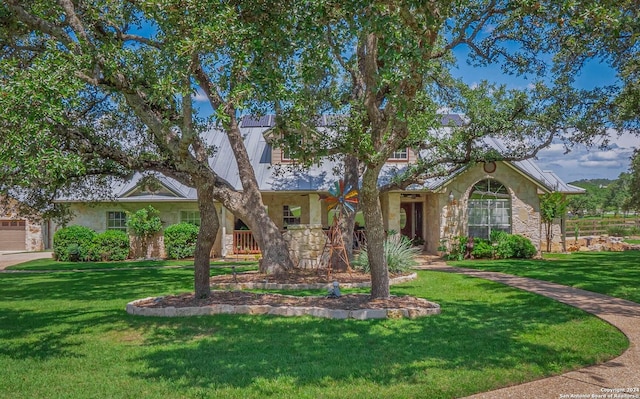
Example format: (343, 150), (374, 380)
(400, 202), (423, 240)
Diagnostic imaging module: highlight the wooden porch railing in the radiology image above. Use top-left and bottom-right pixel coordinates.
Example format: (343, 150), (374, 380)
(233, 230), (261, 254)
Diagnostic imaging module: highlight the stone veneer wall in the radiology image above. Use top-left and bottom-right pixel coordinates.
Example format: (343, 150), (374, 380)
(283, 224), (326, 268)
(433, 162), (563, 253)
(25, 222), (44, 251)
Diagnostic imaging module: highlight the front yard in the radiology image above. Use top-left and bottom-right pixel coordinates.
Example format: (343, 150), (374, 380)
(0, 254), (633, 399)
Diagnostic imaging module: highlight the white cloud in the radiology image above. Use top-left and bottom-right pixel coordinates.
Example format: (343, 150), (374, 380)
(192, 88), (209, 102)
(536, 132), (640, 182)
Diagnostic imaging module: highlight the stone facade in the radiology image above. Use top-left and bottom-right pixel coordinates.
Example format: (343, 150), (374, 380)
(282, 224), (326, 268)
(55, 161), (566, 258)
(430, 161), (563, 254)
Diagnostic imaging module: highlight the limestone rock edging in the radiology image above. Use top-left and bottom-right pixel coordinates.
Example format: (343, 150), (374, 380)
(126, 296), (441, 320)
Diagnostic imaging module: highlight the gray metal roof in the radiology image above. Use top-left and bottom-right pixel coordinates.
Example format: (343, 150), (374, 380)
(67, 114), (580, 201)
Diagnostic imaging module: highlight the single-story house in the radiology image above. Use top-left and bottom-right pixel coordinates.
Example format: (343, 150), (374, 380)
(49, 114), (583, 257)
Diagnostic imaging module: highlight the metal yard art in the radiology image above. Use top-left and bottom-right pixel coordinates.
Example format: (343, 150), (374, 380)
(320, 180), (359, 277)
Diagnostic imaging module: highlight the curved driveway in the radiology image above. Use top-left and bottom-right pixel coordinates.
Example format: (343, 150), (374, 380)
(417, 262), (640, 398)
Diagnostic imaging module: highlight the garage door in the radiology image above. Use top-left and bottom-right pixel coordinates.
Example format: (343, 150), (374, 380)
(0, 220), (26, 251)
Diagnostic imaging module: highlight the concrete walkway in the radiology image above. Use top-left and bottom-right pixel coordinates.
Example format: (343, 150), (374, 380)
(416, 261), (640, 398)
(0, 251), (52, 270)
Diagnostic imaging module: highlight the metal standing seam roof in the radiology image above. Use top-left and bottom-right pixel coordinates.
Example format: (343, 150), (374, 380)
(75, 114), (581, 201)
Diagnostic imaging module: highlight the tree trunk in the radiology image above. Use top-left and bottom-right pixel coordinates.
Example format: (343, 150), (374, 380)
(193, 182), (218, 298)
(223, 116), (296, 274)
(361, 165), (390, 299)
(333, 155), (360, 271)
(245, 202), (294, 274)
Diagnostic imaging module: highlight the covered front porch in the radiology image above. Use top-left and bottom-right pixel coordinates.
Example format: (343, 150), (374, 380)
(219, 191), (431, 257)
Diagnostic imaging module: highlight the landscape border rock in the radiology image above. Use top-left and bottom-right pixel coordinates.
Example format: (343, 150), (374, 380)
(126, 295), (441, 320)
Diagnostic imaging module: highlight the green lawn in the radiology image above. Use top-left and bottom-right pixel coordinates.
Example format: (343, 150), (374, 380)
(0, 259), (628, 399)
(6, 258), (259, 271)
(449, 250), (640, 304)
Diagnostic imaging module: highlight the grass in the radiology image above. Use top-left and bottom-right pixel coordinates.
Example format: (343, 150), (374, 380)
(449, 250), (640, 304)
(625, 239), (640, 244)
(6, 258), (258, 271)
(0, 259), (628, 399)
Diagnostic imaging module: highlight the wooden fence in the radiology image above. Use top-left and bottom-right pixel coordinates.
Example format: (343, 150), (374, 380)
(566, 218), (640, 237)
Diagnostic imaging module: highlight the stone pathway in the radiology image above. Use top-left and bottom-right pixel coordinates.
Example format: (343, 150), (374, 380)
(415, 259), (640, 398)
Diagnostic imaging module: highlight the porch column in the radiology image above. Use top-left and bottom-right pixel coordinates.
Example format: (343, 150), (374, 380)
(308, 193), (322, 225)
(383, 192), (402, 234)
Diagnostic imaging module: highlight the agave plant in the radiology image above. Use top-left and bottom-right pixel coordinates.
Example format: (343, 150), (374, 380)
(353, 233), (420, 273)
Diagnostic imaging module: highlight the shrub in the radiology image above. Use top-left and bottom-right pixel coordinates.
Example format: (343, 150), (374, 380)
(353, 233), (420, 273)
(607, 225), (629, 237)
(53, 225), (96, 261)
(490, 230), (507, 244)
(88, 230), (130, 261)
(127, 206), (163, 258)
(494, 234), (537, 259)
(471, 239), (494, 259)
(446, 236), (468, 261)
(164, 222), (200, 259)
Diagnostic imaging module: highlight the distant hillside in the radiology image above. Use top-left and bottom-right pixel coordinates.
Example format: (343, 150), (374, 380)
(568, 178), (614, 189)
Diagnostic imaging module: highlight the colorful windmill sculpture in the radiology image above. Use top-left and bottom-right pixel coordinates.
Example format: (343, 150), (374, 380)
(324, 180), (359, 216)
(320, 180), (359, 276)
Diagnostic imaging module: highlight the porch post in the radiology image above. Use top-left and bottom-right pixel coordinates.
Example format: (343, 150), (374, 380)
(308, 193), (322, 225)
(383, 192), (402, 234)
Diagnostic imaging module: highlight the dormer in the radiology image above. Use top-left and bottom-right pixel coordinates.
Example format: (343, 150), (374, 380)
(387, 147), (418, 163)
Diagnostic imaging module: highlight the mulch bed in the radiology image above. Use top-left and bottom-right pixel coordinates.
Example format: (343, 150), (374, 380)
(140, 268), (435, 311)
(139, 291), (435, 310)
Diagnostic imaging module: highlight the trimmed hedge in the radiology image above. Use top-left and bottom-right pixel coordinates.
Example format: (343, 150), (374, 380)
(53, 225), (96, 261)
(89, 230), (130, 261)
(164, 222), (199, 259)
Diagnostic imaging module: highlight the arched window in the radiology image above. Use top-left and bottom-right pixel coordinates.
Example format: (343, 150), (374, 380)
(467, 179), (511, 240)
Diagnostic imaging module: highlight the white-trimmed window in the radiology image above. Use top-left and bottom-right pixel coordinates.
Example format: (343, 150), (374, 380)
(283, 205), (301, 227)
(180, 211), (201, 226)
(467, 179), (512, 240)
(107, 211), (127, 232)
(281, 139), (303, 162)
(389, 148), (409, 160)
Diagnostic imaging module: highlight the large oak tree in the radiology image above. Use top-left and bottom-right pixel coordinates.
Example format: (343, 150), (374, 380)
(0, 1), (310, 298)
(273, 1), (599, 298)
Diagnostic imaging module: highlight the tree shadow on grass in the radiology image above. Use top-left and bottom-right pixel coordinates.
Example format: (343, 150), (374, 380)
(0, 268), (626, 397)
(126, 274), (623, 395)
(0, 307), (124, 360)
(0, 268), (196, 302)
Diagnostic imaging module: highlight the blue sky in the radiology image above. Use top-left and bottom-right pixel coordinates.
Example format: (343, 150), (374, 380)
(190, 47), (636, 184)
(452, 52), (638, 183)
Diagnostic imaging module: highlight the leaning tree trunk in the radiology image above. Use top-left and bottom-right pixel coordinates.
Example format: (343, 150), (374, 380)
(193, 182), (219, 298)
(223, 116), (296, 274)
(243, 198), (295, 275)
(361, 165), (390, 299)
